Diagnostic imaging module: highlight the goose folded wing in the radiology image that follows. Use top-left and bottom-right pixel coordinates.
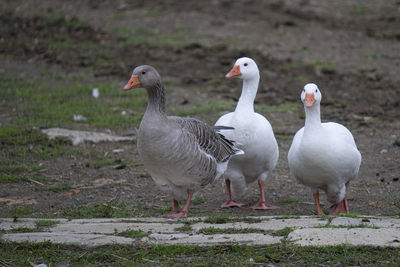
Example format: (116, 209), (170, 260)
(171, 117), (240, 162)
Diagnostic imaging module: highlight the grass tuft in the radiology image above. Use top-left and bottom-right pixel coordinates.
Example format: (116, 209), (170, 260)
(271, 227), (295, 237)
(116, 229), (150, 238)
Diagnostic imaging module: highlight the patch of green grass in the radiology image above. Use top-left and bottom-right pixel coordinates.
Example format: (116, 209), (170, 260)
(203, 214), (232, 224)
(61, 201), (134, 219)
(1, 241), (400, 266)
(191, 196), (205, 205)
(276, 198), (302, 204)
(35, 12), (89, 28)
(35, 220), (59, 228)
(0, 127), (84, 184)
(8, 227), (36, 233)
(0, 173), (26, 183)
(375, 29), (400, 39)
(364, 52), (377, 59)
(10, 206), (36, 217)
(198, 227), (264, 235)
(44, 184), (73, 192)
(116, 229), (150, 238)
(271, 227), (294, 237)
(296, 74), (310, 83)
(48, 40), (73, 51)
(0, 76), (146, 129)
(174, 223), (193, 232)
(306, 60), (335, 73)
(275, 134), (293, 141)
(349, 3), (369, 15)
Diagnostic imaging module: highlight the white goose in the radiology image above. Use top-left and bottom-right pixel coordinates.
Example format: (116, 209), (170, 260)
(215, 57), (279, 210)
(124, 65), (243, 218)
(288, 83), (362, 215)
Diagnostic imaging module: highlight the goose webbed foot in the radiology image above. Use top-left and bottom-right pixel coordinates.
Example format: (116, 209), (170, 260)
(221, 199), (246, 208)
(251, 201), (279, 210)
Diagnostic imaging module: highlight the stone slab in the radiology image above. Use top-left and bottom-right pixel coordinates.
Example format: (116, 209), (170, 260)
(146, 233), (282, 246)
(51, 222), (182, 234)
(191, 218), (327, 231)
(42, 128), (134, 146)
(2, 232), (136, 247)
(288, 228), (400, 247)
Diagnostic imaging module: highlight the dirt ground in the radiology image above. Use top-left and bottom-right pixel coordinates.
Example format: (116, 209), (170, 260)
(1, 0), (400, 218)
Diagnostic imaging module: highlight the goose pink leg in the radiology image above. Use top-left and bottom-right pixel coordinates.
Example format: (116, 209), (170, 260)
(329, 182), (350, 215)
(252, 180), (279, 210)
(163, 189), (195, 218)
(221, 179), (246, 208)
(313, 191), (324, 216)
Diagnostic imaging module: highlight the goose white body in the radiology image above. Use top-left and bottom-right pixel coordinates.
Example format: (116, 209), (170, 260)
(216, 111), (278, 198)
(215, 57), (279, 209)
(287, 83), (361, 214)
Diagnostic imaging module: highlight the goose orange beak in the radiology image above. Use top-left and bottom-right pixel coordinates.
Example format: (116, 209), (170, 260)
(226, 65), (241, 78)
(305, 93), (315, 107)
(124, 75), (140, 90)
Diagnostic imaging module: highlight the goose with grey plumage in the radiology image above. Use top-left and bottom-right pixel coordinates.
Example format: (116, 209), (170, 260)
(123, 65), (243, 218)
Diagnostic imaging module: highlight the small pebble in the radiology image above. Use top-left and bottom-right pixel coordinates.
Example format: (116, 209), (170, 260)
(380, 149), (388, 154)
(113, 149), (124, 153)
(121, 110), (127, 116)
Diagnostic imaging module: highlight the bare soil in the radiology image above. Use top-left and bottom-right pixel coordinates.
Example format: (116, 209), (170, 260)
(1, 0), (399, 217)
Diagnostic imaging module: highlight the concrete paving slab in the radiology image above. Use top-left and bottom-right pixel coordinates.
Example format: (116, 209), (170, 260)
(0, 220), (37, 230)
(330, 217), (361, 227)
(191, 218), (327, 231)
(2, 216), (400, 247)
(2, 232), (136, 246)
(147, 233), (282, 246)
(42, 128), (134, 146)
(368, 218), (400, 228)
(51, 222), (183, 234)
(288, 228), (400, 247)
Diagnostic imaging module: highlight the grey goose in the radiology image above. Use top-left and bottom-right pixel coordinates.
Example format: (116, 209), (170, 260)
(123, 65), (243, 218)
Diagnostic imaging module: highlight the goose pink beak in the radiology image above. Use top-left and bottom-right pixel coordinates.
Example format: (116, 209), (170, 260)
(305, 93), (315, 107)
(124, 75), (140, 90)
(226, 65), (241, 78)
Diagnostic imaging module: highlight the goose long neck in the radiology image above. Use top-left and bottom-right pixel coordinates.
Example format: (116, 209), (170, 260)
(235, 74), (259, 114)
(144, 82), (167, 118)
(304, 104), (322, 133)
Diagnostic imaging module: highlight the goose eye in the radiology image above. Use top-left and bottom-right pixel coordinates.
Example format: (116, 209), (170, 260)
(244, 63), (248, 67)
(142, 71), (146, 75)
(302, 89), (305, 92)
(315, 89), (318, 93)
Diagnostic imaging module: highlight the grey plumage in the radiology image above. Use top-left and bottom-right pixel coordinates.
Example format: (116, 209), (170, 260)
(126, 65), (242, 204)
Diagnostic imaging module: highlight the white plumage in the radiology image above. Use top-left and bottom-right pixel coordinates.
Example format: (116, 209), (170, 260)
(215, 57), (279, 210)
(288, 83), (361, 215)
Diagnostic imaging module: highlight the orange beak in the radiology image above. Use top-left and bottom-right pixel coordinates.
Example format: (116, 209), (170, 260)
(124, 75), (140, 90)
(304, 93), (315, 107)
(226, 65), (241, 78)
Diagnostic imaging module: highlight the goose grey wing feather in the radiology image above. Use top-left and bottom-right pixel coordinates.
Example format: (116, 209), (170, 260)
(170, 116), (240, 163)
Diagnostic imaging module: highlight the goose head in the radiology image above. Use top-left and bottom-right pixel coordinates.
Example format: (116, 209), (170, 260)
(124, 65), (162, 91)
(226, 57), (259, 80)
(301, 83), (322, 108)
